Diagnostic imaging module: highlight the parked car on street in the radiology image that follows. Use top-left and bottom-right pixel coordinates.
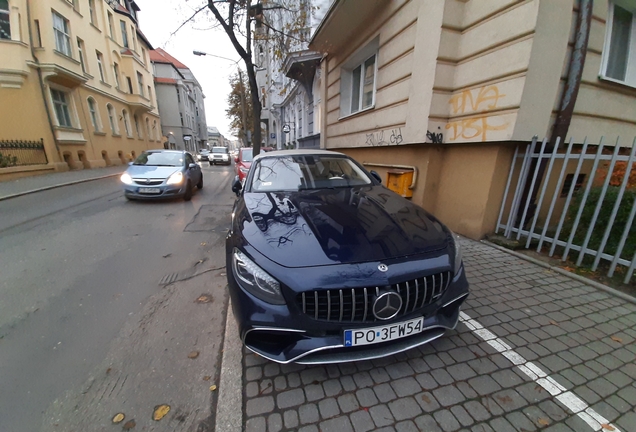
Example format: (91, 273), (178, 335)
(210, 146), (231, 165)
(197, 149), (210, 162)
(226, 150), (469, 364)
(234, 147), (254, 182)
(120, 150), (203, 201)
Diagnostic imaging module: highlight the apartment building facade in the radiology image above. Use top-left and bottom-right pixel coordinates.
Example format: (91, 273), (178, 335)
(0, 0), (161, 180)
(309, 0), (636, 239)
(150, 48), (207, 152)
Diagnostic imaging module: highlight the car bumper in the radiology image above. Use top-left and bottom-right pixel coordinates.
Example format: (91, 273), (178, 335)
(211, 157), (231, 164)
(123, 184), (187, 199)
(226, 247), (469, 364)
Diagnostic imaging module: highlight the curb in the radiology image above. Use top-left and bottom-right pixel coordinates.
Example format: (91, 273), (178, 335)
(481, 240), (636, 305)
(0, 172), (123, 202)
(215, 299), (243, 432)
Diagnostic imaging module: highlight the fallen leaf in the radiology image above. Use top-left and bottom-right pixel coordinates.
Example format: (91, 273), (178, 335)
(123, 419), (136, 430)
(106, 367), (112, 374)
(496, 395), (513, 404)
(203, 376), (211, 381)
(188, 351), (200, 359)
(534, 385), (544, 393)
(153, 405), (170, 421)
(200, 242), (207, 246)
(537, 418), (550, 426)
(195, 294), (212, 304)
(601, 424), (616, 431)
(611, 336), (623, 344)
(112, 413), (125, 424)
(421, 394), (431, 404)
(549, 320), (559, 326)
(210, 385), (217, 391)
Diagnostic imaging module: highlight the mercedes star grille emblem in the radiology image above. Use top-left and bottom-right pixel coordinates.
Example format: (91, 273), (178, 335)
(378, 264), (388, 272)
(372, 292), (402, 320)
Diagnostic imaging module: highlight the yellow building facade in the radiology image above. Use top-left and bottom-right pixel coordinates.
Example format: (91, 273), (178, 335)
(0, 0), (161, 180)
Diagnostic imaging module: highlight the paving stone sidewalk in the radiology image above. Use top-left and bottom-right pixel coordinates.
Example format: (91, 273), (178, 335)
(241, 238), (636, 432)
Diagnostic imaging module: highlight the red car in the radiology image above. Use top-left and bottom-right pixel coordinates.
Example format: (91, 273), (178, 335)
(235, 147), (274, 182)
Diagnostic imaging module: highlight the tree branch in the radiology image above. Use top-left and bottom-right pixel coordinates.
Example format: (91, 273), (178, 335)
(168, 4), (209, 40)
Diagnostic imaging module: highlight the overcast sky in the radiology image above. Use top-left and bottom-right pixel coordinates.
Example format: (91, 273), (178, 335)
(134, 0), (241, 139)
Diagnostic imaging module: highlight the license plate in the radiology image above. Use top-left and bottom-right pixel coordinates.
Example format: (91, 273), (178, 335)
(138, 187), (161, 194)
(344, 317), (424, 347)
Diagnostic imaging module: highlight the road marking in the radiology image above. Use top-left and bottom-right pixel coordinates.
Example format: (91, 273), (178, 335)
(459, 311), (620, 432)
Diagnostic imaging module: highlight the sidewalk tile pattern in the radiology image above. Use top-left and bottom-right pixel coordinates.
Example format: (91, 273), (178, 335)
(242, 239), (636, 431)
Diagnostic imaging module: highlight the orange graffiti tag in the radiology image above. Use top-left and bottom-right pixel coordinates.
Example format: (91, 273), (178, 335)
(449, 85), (505, 115)
(445, 117), (508, 141)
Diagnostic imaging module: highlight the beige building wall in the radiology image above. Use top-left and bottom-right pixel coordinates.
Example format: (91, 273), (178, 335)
(0, 0), (160, 181)
(311, 0), (636, 239)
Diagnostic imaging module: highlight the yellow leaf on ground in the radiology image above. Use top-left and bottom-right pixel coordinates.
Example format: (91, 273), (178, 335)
(153, 405), (170, 421)
(123, 419), (136, 430)
(210, 385), (217, 391)
(549, 320), (559, 326)
(611, 336), (623, 344)
(601, 424), (616, 431)
(537, 418), (550, 426)
(203, 376), (211, 381)
(112, 413), (125, 424)
(188, 351), (200, 359)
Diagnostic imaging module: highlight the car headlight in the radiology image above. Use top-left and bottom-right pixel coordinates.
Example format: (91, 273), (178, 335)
(167, 171), (184, 185)
(451, 232), (463, 276)
(120, 173), (133, 185)
(232, 248), (284, 305)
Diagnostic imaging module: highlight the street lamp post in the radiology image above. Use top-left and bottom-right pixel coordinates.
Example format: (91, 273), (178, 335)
(193, 50), (249, 147)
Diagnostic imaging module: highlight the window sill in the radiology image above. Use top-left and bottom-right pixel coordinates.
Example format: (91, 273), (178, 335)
(0, 39), (28, 48)
(54, 125), (83, 132)
(112, 133), (122, 137)
(338, 104), (375, 121)
(90, 23), (101, 33)
(53, 50), (80, 65)
(126, 135), (135, 139)
(100, 81), (112, 88)
(93, 131), (107, 136)
(598, 74), (636, 90)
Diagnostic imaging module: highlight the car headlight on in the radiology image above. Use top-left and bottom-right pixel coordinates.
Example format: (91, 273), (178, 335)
(167, 171), (184, 185)
(120, 173), (133, 185)
(232, 248), (284, 305)
(451, 232), (463, 276)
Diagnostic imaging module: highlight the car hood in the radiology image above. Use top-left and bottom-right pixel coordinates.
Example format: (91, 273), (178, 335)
(126, 165), (181, 178)
(235, 186), (450, 268)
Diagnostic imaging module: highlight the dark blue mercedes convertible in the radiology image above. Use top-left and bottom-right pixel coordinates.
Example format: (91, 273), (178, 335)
(226, 150), (469, 364)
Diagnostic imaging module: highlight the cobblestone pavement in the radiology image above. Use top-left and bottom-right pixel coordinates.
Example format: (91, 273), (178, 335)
(241, 239), (636, 432)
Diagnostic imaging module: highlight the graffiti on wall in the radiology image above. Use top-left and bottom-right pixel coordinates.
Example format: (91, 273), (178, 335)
(445, 85), (508, 142)
(365, 127), (403, 146)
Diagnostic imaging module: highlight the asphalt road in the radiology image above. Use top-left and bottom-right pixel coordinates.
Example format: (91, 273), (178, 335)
(0, 163), (235, 432)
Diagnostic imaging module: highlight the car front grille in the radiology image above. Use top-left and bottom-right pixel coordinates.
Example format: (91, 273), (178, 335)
(296, 271), (453, 323)
(133, 178), (164, 186)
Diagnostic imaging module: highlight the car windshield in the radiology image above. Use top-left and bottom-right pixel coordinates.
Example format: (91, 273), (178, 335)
(241, 148), (253, 162)
(199, 149), (209, 154)
(133, 152), (184, 167)
(212, 147), (228, 154)
(249, 155), (372, 192)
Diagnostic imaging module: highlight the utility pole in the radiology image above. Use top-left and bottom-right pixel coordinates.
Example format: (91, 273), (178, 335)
(237, 68), (249, 147)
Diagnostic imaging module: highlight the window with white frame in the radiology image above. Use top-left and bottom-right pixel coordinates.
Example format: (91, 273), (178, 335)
(137, 72), (144, 97)
(601, 0), (636, 87)
(88, 0), (96, 26)
(0, 0), (10, 40)
(96, 51), (106, 82)
(107, 12), (114, 38)
(340, 37), (378, 117)
(113, 62), (121, 89)
(134, 114), (142, 138)
(53, 12), (72, 57)
(120, 20), (128, 48)
(50, 88), (73, 127)
(146, 117), (151, 139)
(122, 109), (132, 137)
(107, 104), (118, 134)
(154, 120), (160, 141)
(77, 38), (87, 73)
(87, 97), (100, 131)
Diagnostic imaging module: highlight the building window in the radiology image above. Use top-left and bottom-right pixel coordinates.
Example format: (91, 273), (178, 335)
(147, 85), (152, 102)
(340, 38), (378, 117)
(126, 76), (133, 94)
(87, 97), (100, 131)
(137, 72), (144, 97)
(601, 1), (636, 86)
(134, 114), (142, 138)
(0, 0), (10, 40)
(107, 12), (114, 38)
(107, 104), (118, 134)
(154, 120), (160, 141)
(176, 89), (181, 103)
(122, 109), (132, 137)
(180, 112), (184, 126)
(146, 117), (151, 139)
(120, 20), (128, 48)
(77, 38), (87, 73)
(88, 0), (96, 26)
(53, 12), (72, 57)
(141, 47), (146, 65)
(96, 51), (106, 82)
(113, 62), (121, 89)
(51, 88), (73, 127)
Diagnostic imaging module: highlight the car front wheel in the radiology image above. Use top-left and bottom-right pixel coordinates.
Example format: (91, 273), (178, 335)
(197, 174), (203, 189)
(183, 180), (193, 201)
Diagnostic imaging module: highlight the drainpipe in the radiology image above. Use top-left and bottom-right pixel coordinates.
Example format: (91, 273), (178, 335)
(517, 0), (593, 225)
(26, 0), (62, 163)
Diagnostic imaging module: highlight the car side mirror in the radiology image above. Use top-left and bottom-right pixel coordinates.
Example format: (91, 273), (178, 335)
(188, 163), (197, 169)
(370, 170), (382, 184)
(231, 176), (243, 196)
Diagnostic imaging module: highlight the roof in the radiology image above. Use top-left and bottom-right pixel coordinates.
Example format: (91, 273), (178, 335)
(150, 48), (188, 69)
(154, 77), (178, 84)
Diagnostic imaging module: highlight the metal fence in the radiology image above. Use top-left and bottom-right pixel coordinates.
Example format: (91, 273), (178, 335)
(496, 136), (636, 284)
(0, 139), (48, 167)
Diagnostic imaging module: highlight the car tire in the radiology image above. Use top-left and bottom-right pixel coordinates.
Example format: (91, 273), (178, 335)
(197, 174), (203, 189)
(183, 181), (193, 201)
